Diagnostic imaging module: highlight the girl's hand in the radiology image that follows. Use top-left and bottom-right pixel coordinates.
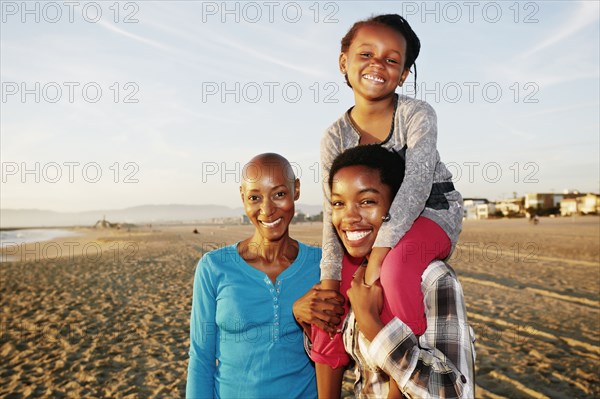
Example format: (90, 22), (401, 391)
(347, 267), (385, 341)
(293, 283), (345, 335)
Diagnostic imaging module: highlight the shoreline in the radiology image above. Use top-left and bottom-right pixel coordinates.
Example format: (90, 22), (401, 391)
(0, 226), (156, 264)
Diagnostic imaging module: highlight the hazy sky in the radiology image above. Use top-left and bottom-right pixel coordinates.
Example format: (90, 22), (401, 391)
(1, 1), (599, 212)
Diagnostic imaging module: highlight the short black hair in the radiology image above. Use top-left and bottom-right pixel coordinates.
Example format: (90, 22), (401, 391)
(328, 145), (405, 197)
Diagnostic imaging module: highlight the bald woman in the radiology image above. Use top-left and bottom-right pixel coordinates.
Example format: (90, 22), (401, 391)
(186, 153), (343, 399)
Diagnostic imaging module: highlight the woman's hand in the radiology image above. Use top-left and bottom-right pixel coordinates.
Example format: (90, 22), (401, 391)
(293, 283), (345, 335)
(347, 267), (385, 341)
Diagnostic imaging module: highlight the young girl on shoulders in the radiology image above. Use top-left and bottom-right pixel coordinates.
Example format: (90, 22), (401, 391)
(314, 14), (464, 398)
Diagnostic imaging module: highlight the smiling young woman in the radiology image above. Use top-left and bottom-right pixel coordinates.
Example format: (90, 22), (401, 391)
(295, 144), (475, 399)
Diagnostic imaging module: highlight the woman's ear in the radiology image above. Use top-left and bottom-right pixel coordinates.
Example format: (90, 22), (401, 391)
(239, 186), (245, 202)
(339, 52), (348, 74)
(293, 178), (300, 201)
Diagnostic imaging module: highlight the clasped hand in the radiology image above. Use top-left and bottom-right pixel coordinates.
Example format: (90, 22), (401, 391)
(293, 283), (345, 335)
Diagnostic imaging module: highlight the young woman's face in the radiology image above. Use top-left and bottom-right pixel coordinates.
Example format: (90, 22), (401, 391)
(330, 165), (392, 258)
(240, 161), (299, 242)
(340, 24), (411, 101)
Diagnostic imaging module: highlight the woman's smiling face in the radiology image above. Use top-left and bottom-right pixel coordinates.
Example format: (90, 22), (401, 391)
(240, 157), (299, 242)
(330, 165), (392, 258)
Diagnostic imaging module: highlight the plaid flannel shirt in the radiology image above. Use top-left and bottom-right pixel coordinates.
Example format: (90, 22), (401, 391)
(343, 260), (476, 399)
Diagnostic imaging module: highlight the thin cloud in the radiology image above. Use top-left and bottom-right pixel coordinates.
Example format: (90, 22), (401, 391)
(96, 19), (172, 52)
(213, 34), (325, 78)
(521, 1), (599, 58)
(95, 19), (233, 80)
(512, 102), (600, 119)
(488, 2), (598, 89)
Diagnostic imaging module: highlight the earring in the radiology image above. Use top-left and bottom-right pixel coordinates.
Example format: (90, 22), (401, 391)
(382, 213), (391, 222)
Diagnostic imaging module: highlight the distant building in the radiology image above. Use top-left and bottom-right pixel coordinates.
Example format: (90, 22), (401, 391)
(560, 198), (578, 216)
(524, 193), (563, 211)
(210, 216), (248, 224)
(463, 198), (491, 220)
(93, 215), (120, 229)
(560, 193), (600, 216)
(495, 197), (524, 216)
(579, 194), (600, 214)
(476, 203), (496, 219)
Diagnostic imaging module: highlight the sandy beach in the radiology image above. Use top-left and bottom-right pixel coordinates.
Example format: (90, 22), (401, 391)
(1, 217), (598, 398)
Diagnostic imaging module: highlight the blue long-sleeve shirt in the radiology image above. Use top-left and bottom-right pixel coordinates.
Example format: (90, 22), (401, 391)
(186, 242), (321, 399)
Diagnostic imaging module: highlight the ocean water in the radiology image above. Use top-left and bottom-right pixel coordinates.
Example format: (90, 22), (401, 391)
(0, 229), (80, 249)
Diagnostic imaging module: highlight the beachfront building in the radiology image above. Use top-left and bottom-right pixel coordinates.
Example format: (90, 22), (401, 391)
(560, 198), (578, 216)
(463, 198), (494, 220)
(524, 192), (563, 211)
(495, 197), (524, 216)
(560, 193), (600, 216)
(476, 203), (496, 219)
(579, 194), (600, 214)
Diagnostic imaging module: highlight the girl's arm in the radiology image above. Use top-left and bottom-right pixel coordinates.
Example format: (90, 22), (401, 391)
(320, 130), (345, 281)
(294, 287), (346, 399)
(316, 364), (344, 399)
(374, 100), (440, 249)
(186, 256), (218, 399)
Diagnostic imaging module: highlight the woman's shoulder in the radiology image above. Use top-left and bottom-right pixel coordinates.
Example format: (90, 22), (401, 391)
(421, 260), (459, 288)
(293, 242), (321, 283)
(197, 244), (239, 269)
(297, 241), (322, 261)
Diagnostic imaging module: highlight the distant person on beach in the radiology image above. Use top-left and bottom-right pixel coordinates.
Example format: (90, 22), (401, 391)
(185, 153), (343, 399)
(316, 14), (464, 397)
(294, 145), (476, 398)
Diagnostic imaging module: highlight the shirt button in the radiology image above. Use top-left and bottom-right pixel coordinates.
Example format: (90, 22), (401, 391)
(460, 375), (467, 383)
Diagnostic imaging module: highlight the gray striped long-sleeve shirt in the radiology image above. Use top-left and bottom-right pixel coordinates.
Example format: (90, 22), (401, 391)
(320, 94), (463, 280)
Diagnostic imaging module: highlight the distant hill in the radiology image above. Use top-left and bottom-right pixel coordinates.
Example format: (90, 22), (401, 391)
(0, 203), (323, 228)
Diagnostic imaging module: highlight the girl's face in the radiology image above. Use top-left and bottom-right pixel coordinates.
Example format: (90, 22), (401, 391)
(340, 24), (411, 101)
(330, 165), (392, 259)
(240, 160), (299, 242)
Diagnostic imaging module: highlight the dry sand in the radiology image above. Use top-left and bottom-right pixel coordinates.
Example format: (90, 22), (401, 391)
(1, 217), (598, 398)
